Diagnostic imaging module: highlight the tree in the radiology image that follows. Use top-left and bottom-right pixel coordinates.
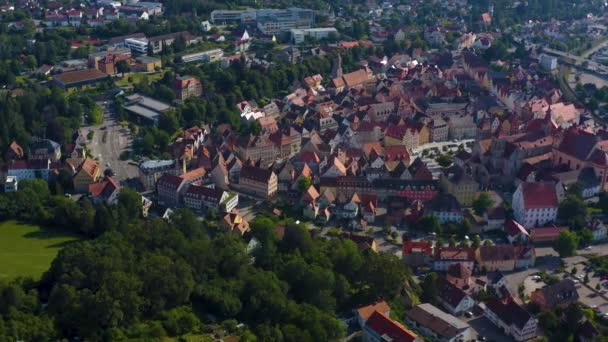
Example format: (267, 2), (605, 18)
(472, 235), (481, 248)
(435, 154), (452, 167)
(578, 229), (594, 247)
(459, 240), (470, 248)
(554, 231), (580, 257)
(538, 310), (559, 332)
(117, 188), (143, 221)
(449, 235), (456, 247)
(297, 177), (312, 194)
(116, 60), (131, 77)
(420, 272), (439, 305)
(558, 195), (588, 231)
(571, 267), (578, 275)
(473, 193), (494, 216)
(415, 215), (441, 233)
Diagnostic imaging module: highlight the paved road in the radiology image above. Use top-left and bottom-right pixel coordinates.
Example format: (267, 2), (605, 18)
(85, 102), (138, 183)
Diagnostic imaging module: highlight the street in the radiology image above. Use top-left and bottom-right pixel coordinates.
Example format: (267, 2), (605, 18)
(84, 102), (138, 183)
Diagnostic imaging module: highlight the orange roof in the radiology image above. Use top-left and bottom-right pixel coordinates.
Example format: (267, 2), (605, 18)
(356, 301), (391, 321)
(181, 167), (205, 181)
(79, 158), (100, 178)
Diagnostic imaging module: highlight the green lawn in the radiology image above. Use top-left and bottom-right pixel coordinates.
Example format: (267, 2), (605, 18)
(0, 220), (80, 280)
(115, 70), (165, 87)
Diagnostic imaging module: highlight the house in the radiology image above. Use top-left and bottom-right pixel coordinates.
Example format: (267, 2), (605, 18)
(577, 167), (601, 199)
(88, 177), (120, 205)
(486, 270), (507, 292)
(7, 160), (52, 182)
(425, 194), (463, 224)
(529, 225), (568, 243)
(437, 277), (475, 315)
(447, 263), (472, 288)
(588, 220), (607, 241)
(73, 158), (102, 193)
(5, 140), (24, 161)
(138, 160), (181, 191)
(476, 244), (517, 272)
(363, 310), (420, 342)
(182, 185), (238, 214)
(4, 176), (17, 192)
(238, 165), (278, 198)
(439, 165), (478, 206)
(504, 219), (530, 244)
(156, 167), (205, 206)
(356, 301), (391, 327)
(29, 138), (61, 162)
(220, 209), (249, 235)
(484, 296), (538, 341)
(433, 247), (475, 271)
(174, 75), (202, 102)
(530, 279), (579, 310)
(406, 303), (474, 342)
(512, 182), (559, 229)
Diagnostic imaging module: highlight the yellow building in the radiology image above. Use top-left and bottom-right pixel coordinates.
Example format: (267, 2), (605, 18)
(135, 56), (162, 72)
(73, 158), (102, 193)
(439, 165), (479, 206)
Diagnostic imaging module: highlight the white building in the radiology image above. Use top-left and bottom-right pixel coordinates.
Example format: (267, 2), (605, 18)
(539, 53), (558, 71)
(290, 27), (338, 44)
(484, 297), (538, 341)
(181, 49), (224, 63)
(138, 159), (181, 191)
(512, 182), (559, 229)
(201, 20), (212, 32)
(7, 160), (52, 182)
(124, 37), (149, 54)
(4, 176), (17, 192)
(407, 303), (474, 342)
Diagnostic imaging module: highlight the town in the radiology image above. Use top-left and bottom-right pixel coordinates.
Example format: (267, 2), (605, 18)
(1, 0), (608, 341)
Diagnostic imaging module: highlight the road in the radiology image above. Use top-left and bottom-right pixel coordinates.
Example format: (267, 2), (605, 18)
(84, 102), (138, 183)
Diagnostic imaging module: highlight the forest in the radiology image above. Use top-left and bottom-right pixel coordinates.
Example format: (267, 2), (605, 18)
(0, 179), (415, 340)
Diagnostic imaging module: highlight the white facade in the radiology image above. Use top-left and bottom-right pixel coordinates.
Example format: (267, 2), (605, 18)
(440, 295), (474, 316)
(181, 49), (224, 63)
(484, 306), (538, 341)
(433, 260), (474, 272)
(290, 28), (338, 44)
(431, 210), (463, 224)
(125, 38), (149, 54)
(512, 185), (558, 229)
(539, 54), (558, 71)
(4, 176), (17, 192)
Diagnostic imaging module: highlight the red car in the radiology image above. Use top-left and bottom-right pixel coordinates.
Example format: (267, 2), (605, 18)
(601, 275), (608, 281)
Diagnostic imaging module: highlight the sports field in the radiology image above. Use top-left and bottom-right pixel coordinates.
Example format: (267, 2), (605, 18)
(0, 220), (80, 280)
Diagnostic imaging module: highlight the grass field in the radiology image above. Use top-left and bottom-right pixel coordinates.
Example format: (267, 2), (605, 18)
(0, 220), (80, 280)
(115, 70), (166, 87)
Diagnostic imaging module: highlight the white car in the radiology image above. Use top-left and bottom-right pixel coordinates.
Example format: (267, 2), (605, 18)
(531, 275), (541, 281)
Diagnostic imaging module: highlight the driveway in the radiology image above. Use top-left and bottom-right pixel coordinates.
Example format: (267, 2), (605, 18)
(85, 102), (138, 183)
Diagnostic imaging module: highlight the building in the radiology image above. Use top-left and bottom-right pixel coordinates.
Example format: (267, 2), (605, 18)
(485, 297), (538, 341)
(290, 27), (337, 44)
(88, 177), (120, 205)
(220, 209), (250, 235)
(446, 263), (472, 288)
(425, 194), (463, 224)
(539, 53), (558, 71)
(124, 93), (174, 126)
(512, 182), (559, 229)
(439, 165), (478, 206)
(433, 247), (475, 271)
(182, 185), (238, 213)
(210, 9), (257, 24)
(529, 225), (568, 243)
(437, 277), (475, 315)
(476, 244), (535, 271)
(124, 37), (150, 54)
(156, 167), (205, 206)
(73, 158), (102, 193)
(4, 176), (17, 192)
(88, 48), (132, 74)
(138, 159), (180, 191)
(181, 49), (224, 63)
(29, 138), (61, 162)
(364, 310), (421, 342)
(406, 303), (473, 342)
(504, 219), (530, 244)
(255, 8), (314, 35)
(530, 279), (579, 310)
(53, 69), (108, 89)
(238, 165), (278, 198)
(134, 56), (162, 72)
(356, 301), (391, 328)
(174, 75), (202, 102)
(7, 160), (52, 182)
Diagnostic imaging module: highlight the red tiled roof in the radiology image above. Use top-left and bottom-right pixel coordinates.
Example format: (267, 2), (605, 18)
(521, 182), (558, 209)
(356, 301), (390, 321)
(504, 219), (529, 237)
(365, 311), (418, 342)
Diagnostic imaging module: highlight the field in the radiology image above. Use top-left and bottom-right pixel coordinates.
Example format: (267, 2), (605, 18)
(0, 220), (80, 280)
(115, 70), (166, 87)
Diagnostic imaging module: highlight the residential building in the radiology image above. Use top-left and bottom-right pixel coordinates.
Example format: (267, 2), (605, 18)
(134, 56), (162, 72)
(220, 209), (250, 235)
(433, 247), (475, 271)
(476, 244), (535, 272)
(406, 303), (473, 342)
(238, 165), (278, 198)
(181, 49), (224, 63)
(290, 27), (337, 44)
(183, 185), (238, 213)
(529, 225), (568, 243)
(439, 165), (478, 206)
(446, 263), (472, 288)
(156, 167), (205, 206)
(485, 296), (538, 341)
(5, 140), (24, 161)
(425, 194), (463, 223)
(88, 177), (120, 205)
(29, 138), (61, 162)
(174, 75), (202, 102)
(504, 219), (530, 244)
(539, 53), (558, 71)
(364, 310), (421, 342)
(356, 301), (391, 328)
(4, 176), (17, 192)
(73, 158), (102, 193)
(7, 160), (52, 182)
(139, 160), (181, 191)
(512, 182), (559, 229)
(530, 279), (579, 310)
(437, 277), (475, 315)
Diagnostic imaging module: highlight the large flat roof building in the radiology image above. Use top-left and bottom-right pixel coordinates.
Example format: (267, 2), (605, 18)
(53, 69), (108, 89)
